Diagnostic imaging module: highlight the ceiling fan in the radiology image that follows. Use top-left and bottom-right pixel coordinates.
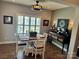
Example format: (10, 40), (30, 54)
(32, 0), (43, 10)
(34, 0), (46, 2)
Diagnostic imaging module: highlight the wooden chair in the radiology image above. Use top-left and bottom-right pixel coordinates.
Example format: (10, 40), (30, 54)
(24, 41), (34, 56)
(14, 33), (20, 57)
(24, 32), (37, 56)
(43, 33), (48, 52)
(32, 33), (48, 59)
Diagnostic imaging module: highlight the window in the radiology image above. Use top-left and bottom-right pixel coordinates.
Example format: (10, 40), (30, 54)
(17, 16), (41, 34)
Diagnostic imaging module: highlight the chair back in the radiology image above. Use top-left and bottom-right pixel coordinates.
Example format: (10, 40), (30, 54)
(43, 33), (48, 43)
(37, 38), (46, 48)
(34, 33), (47, 52)
(43, 33), (48, 52)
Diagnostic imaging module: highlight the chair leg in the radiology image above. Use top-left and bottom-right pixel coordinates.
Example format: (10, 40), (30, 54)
(35, 53), (37, 59)
(26, 53), (29, 56)
(42, 52), (44, 59)
(25, 51), (29, 56)
(32, 53), (33, 56)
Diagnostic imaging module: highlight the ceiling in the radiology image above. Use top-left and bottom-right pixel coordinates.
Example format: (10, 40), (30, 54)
(65, 0), (79, 6)
(2, 0), (69, 10)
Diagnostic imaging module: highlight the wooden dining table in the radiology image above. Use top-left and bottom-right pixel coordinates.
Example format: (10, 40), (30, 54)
(17, 34), (45, 45)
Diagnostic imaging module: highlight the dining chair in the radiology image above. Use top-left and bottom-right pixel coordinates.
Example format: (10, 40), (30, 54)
(43, 33), (48, 52)
(24, 32), (37, 56)
(24, 41), (33, 56)
(14, 33), (20, 57)
(32, 33), (48, 59)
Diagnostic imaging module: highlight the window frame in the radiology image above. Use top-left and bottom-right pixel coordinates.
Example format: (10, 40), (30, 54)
(17, 16), (41, 34)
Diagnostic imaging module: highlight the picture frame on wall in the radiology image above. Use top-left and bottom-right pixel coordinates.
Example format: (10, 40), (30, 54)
(4, 16), (13, 24)
(43, 20), (49, 26)
(57, 19), (69, 29)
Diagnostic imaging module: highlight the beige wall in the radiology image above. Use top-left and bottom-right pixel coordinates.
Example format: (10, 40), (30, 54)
(0, 2), (52, 42)
(52, 7), (75, 30)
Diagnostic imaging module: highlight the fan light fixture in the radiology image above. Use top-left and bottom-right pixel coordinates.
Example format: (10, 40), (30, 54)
(32, 1), (42, 10)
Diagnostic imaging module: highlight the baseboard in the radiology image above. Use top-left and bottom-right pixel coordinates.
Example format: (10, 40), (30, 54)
(0, 41), (16, 44)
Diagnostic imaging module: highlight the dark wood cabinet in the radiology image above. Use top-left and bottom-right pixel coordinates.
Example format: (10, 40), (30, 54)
(48, 31), (71, 53)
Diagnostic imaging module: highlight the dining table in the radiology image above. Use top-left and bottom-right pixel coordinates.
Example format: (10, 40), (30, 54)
(17, 34), (45, 45)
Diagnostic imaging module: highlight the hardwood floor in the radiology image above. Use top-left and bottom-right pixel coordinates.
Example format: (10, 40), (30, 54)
(0, 44), (16, 59)
(0, 43), (77, 59)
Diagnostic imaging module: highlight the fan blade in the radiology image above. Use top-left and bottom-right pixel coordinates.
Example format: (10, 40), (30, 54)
(34, 0), (46, 2)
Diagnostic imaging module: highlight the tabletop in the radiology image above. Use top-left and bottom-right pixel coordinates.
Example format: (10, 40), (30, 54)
(18, 34), (45, 41)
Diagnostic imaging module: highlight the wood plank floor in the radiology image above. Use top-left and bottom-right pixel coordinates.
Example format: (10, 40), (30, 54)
(0, 43), (77, 59)
(0, 44), (16, 59)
